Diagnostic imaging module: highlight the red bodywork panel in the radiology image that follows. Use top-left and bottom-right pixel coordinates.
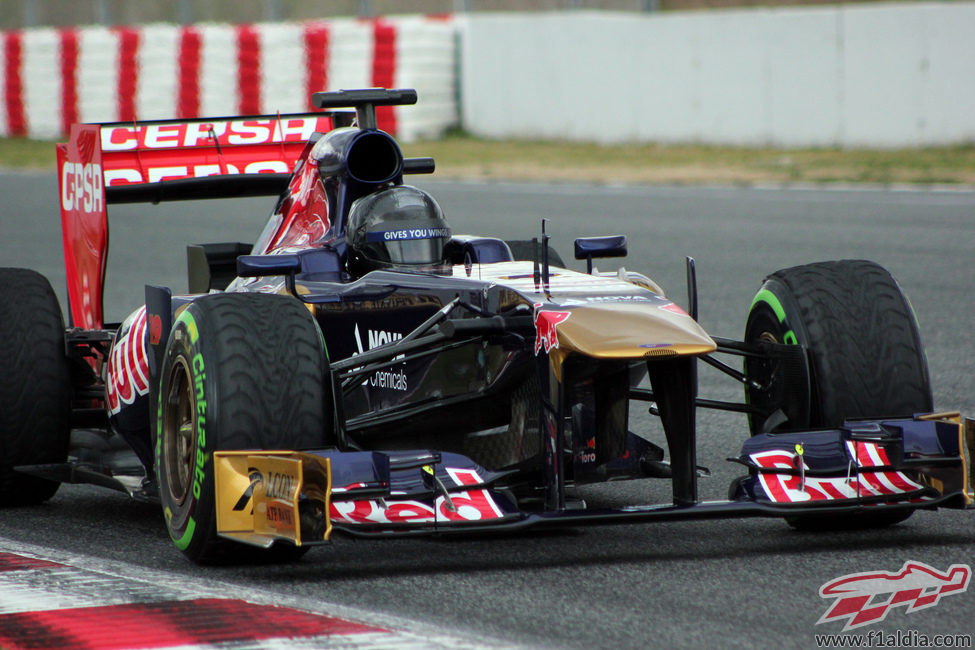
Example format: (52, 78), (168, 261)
(56, 114), (333, 329)
(57, 125), (106, 329)
(259, 148), (333, 254)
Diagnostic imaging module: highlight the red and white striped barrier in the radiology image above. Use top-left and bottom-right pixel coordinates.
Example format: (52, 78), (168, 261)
(0, 15), (457, 141)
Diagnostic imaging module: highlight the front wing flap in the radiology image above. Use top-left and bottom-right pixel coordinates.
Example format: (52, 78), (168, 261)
(213, 415), (973, 548)
(213, 449), (520, 547)
(732, 413), (975, 509)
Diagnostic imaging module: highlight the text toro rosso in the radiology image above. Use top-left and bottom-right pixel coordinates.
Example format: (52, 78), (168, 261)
(2, 89), (972, 563)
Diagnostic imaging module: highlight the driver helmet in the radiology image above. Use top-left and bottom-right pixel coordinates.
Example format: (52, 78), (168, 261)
(346, 185), (451, 274)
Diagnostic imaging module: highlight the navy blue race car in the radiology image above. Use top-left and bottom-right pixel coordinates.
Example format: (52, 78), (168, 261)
(2, 88), (971, 563)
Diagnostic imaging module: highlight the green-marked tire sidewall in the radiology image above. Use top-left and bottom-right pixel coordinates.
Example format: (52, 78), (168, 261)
(749, 286), (801, 346)
(745, 262), (932, 435)
(157, 306), (213, 555)
(743, 278), (812, 433)
(153, 293), (330, 563)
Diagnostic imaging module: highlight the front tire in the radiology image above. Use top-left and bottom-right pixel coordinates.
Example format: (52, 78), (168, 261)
(156, 293), (329, 563)
(745, 260), (932, 432)
(743, 260), (932, 530)
(0, 269), (71, 506)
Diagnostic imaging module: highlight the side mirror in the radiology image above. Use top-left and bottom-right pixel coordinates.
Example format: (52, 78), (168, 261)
(574, 235), (627, 274)
(236, 254), (302, 278)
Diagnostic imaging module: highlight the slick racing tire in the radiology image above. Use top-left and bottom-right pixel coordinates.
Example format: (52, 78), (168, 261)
(157, 293), (329, 564)
(0, 268), (71, 506)
(743, 260), (932, 530)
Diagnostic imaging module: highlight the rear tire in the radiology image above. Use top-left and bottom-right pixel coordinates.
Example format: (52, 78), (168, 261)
(156, 293), (329, 563)
(0, 269), (71, 506)
(743, 260), (931, 530)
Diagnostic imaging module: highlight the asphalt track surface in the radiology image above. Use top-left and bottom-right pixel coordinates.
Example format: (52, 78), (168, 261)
(1, 171), (974, 648)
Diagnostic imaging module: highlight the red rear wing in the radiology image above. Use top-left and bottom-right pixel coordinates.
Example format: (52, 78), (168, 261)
(57, 113), (334, 329)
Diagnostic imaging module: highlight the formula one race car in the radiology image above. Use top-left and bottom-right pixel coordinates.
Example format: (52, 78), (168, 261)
(1, 88), (972, 563)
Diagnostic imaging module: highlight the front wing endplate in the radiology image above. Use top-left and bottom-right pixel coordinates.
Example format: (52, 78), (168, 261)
(214, 451), (332, 548)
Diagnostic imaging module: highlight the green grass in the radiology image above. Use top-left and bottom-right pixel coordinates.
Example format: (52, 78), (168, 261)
(7, 134), (975, 186)
(0, 138), (60, 170)
(403, 134), (975, 186)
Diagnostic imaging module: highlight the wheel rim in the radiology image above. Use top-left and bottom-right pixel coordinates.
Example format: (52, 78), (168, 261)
(162, 357), (196, 506)
(744, 307), (792, 433)
(746, 326), (781, 393)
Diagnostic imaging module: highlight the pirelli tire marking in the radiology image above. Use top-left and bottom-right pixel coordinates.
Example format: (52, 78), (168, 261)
(157, 293), (330, 562)
(749, 288), (799, 345)
(158, 308), (207, 552)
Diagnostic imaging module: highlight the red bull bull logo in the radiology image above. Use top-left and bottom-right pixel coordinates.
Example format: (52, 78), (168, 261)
(818, 560), (971, 630)
(533, 303), (571, 355)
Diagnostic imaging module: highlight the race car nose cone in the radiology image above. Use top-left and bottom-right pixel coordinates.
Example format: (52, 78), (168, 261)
(549, 301), (716, 359)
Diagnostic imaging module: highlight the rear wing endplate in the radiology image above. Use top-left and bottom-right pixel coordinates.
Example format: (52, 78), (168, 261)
(57, 113), (334, 329)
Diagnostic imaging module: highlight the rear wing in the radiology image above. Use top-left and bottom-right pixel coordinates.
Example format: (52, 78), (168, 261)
(57, 113), (335, 329)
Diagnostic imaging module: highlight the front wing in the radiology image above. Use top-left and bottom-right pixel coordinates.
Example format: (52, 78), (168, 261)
(213, 414), (974, 548)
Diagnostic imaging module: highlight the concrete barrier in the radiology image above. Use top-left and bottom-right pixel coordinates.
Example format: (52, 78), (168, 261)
(460, 4), (975, 148)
